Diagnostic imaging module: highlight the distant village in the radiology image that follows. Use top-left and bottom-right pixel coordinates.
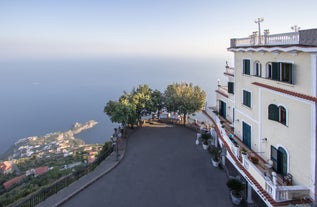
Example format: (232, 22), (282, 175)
(0, 120), (103, 190)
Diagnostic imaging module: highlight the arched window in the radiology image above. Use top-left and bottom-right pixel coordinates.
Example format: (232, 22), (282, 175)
(271, 146), (288, 176)
(268, 104), (287, 125)
(266, 62), (272, 79)
(254, 61), (262, 77)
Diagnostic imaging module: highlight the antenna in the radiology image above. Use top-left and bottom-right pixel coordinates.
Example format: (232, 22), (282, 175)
(255, 17), (264, 44)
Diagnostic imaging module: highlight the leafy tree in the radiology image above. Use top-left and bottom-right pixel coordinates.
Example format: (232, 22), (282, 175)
(104, 100), (137, 128)
(150, 90), (165, 118)
(130, 85), (152, 123)
(165, 82), (206, 125)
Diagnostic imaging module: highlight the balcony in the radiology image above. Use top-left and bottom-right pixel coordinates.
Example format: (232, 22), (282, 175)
(231, 32), (299, 48)
(203, 108), (311, 206)
(230, 28), (317, 48)
(224, 66), (234, 76)
(215, 85), (229, 98)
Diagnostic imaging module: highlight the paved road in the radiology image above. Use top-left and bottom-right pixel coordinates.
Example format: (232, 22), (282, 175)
(61, 122), (232, 207)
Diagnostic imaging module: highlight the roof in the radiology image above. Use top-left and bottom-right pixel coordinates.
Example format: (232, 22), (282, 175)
(3, 175), (26, 189)
(0, 161), (12, 173)
(252, 82), (317, 102)
(34, 166), (49, 175)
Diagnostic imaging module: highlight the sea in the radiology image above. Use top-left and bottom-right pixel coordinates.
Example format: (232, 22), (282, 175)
(0, 57), (226, 155)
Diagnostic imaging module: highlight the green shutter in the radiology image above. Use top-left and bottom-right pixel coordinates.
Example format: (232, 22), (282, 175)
(243, 91), (251, 107)
(289, 63), (293, 84)
(277, 147), (288, 176)
(268, 104), (279, 121)
(228, 82), (234, 94)
(243, 59), (250, 75)
(272, 62), (280, 81)
(271, 146), (278, 172)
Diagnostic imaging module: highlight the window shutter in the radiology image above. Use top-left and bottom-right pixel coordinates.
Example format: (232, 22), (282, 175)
(228, 82), (234, 94)
(268, 104), (279, 121)
(243, 59), (250, 75)
(289, 64), (293, 84)
(279, 106), (287, 125)
(271, 146), (278, 172)
(243, 90), (251, 107)
(272, 62), (280, 81)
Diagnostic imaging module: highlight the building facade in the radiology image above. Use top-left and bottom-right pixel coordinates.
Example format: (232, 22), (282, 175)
(212, 28), (317, 206)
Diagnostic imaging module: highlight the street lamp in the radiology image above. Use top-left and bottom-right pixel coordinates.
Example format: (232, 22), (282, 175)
(111, 128), (120, 161)
(255, 17), (264, 45)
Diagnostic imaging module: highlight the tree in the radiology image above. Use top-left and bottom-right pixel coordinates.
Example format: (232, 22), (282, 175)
(104, 100), (137, 128)
(129, 84), (152, 124)
(164, 82), (206, 125)
(150, 90), (165, 119)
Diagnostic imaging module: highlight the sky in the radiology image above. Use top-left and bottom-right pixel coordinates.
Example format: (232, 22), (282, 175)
(0, 0), (316, 60)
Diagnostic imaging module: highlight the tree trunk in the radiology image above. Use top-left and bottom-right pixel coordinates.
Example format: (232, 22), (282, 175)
(183, 114), (187, 125)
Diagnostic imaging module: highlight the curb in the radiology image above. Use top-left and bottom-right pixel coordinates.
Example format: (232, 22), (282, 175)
(53, 140), (127, 207)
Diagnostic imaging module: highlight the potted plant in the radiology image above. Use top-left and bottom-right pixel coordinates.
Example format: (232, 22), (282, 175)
(250, 154), (259, 164)
(201, 132), (210, 150)
(226, 177), (245, 205)
(208, 145), (221, 167)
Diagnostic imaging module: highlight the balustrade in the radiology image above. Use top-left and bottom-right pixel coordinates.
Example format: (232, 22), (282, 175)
(207, 109), (311, 203)
(231, 32), (299, 47)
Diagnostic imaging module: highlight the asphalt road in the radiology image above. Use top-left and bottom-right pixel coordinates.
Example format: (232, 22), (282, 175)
(61, 122), (232, 207)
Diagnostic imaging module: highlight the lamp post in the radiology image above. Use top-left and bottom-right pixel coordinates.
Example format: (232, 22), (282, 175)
(111, 128), (120, 161)
(255, 17), (264, 45)
(291, 25), (300, 32)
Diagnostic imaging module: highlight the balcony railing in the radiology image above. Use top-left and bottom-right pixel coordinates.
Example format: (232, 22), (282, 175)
(204, 108), (311, 204)
(224, 67), (234, 76)
(216, 86), (228, 95)
(231, 32), (299, 47)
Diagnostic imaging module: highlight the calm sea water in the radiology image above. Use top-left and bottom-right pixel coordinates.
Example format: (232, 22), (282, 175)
(0, 57), (225, 155)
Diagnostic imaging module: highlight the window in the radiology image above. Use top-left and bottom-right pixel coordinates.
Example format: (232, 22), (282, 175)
(243, 90), (251, 107)
(271, 62), (293, 84)
(266, 63), (272, 79)
(268, 104), (279, 121)
(254, 61), (262, 77)
(271, 146), (288, 176)
(228, 82), (234, 94)
(268, 104), (287, 125)
(243, 59), (250, 75)
(281, 63), (293, 83)
(280, 106), (287, 125)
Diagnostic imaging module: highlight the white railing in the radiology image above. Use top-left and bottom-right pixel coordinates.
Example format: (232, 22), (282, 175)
(204, 109), (311, 203)
(216, 86), (228, 95)
(265, 32), (299, 45)
(231, 32), (299, 47)
(225, 67), (234, 75)
(265, 180), (310, 202)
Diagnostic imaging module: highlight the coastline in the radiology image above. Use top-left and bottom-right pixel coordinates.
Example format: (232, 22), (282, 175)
(0, 120), (98, 161)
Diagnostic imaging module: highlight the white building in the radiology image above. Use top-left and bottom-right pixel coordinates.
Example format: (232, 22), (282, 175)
(209, 27), (317, 206)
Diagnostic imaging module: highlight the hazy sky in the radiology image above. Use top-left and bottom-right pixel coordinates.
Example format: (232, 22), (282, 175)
(1, 0), (316, 60)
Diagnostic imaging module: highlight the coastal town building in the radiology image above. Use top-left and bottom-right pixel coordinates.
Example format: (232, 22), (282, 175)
(209, 26), (317, 206)
(0, 161), (13, 175)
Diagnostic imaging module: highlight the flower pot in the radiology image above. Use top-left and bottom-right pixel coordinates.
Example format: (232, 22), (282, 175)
(230, 190), (242, 205)
(211, 158), (220, 167)
(195, 138), (199, 145)
(202, 143), (209, 150)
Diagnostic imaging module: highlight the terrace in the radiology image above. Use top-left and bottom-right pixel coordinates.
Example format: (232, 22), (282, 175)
(230, 28), (317, 48)
(203, 107), (311, 206)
